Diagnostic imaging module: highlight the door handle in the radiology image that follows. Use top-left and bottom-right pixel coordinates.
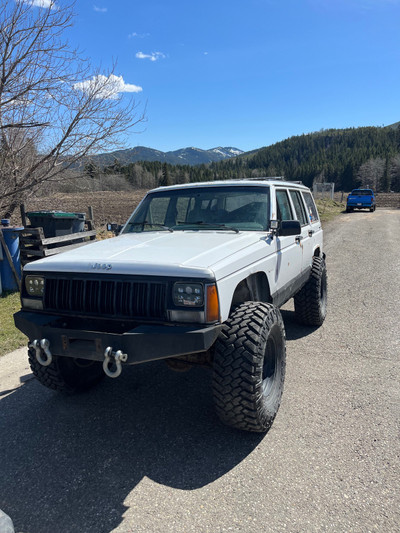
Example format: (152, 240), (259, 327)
(295, 235), (303, 244)
(308, 229), (314, 237)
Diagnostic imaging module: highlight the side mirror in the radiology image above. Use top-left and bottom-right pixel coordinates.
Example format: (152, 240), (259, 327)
(107, 222), (123, 234)
(278, 220), (301, 237)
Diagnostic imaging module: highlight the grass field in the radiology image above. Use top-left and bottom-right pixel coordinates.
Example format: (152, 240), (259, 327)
(315, 198), (346, 222)
(0, 291), (26, 356)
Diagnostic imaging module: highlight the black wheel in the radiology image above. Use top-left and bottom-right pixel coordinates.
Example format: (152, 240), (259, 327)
(346, 207), (352, 213)
(294, 256), (327, 326)
(212, 302), (286, 433)
(28, 346), (105, 393)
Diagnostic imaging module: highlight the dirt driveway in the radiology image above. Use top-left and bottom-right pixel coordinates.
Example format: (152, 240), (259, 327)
(0, 210), (399, 533)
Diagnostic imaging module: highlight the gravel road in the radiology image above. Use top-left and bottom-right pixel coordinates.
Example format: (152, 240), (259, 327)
(1, 210), (399, 533)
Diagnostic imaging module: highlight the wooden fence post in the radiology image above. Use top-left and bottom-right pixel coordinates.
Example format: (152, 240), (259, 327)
(20, 204), (27, 228)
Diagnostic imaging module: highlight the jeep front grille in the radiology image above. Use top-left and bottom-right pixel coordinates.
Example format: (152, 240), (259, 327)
(44, 277), (167, 319)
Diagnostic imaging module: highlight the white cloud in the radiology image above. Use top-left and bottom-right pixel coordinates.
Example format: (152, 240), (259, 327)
(135, 51), (166, 62)
(74, 74), (142, 99)
(93, 5), (108, 13)
(20, 0), (57, 8)
(128, 32), (150, 39)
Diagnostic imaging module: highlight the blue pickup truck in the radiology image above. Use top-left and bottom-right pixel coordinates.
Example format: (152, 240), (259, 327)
(346, 189), (376, 212)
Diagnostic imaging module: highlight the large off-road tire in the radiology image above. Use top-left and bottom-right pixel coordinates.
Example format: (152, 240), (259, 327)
(28, 346), (105, 394)
(212, 302), (286, 433)
(294, 256), (327, 327)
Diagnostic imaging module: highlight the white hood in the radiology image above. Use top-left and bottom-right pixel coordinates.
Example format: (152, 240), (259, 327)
(25, 230), (270, 280)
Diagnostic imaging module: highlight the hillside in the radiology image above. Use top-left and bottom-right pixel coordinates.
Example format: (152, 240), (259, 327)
(204, 126), (400, 192)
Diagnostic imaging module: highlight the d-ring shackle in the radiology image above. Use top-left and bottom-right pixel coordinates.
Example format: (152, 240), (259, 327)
(30, 339), (53, 366)
(103, 347), (128, 378)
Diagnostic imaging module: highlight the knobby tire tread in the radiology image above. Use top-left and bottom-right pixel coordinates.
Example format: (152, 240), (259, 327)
(212, 302), (286, 433)
(294, 256), (327, 327)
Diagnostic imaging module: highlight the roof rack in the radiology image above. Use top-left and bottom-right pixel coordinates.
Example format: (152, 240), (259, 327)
(246, 176), (285, 181)
(243, 177), (304, 185)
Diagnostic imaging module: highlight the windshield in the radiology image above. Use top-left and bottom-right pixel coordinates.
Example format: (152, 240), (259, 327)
(350, 190), (373, 196)
(123, 186), (271, 232)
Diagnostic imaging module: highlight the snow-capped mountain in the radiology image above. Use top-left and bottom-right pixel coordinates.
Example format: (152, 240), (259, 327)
(92, 146), (244, 167)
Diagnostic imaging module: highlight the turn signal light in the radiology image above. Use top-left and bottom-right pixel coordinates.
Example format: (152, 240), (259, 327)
(206, 285), (219, 322)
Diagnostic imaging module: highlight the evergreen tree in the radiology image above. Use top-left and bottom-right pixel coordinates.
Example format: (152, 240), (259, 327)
(381, 157), (391, 192)
(159, 162), (171, 186)
(84, 162), (99, 179)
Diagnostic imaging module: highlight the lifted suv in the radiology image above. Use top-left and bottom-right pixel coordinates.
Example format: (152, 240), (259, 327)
(15, 179), (327, 433)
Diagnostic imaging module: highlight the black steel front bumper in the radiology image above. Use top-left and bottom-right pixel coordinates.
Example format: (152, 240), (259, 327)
(14, 311), (222, 364)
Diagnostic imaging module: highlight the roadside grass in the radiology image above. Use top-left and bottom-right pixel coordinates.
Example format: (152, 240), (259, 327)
(316, 198), (346, 223)
(0, 291), (26, 357)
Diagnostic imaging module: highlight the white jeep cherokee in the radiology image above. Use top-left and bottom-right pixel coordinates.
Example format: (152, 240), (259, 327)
(15, 179), (327, 432)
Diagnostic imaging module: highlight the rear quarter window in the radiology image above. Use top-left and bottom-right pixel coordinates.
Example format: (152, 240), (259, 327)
(289, 190), (309, 226)
(302, 192), (319, 223)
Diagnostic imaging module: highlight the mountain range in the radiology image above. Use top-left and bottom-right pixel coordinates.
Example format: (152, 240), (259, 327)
(92, 146), (244, 167)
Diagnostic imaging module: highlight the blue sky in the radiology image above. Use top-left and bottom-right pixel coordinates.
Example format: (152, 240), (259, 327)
(68, 0), (400, 152)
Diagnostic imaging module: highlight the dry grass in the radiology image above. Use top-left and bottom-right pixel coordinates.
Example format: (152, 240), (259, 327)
(316, 198), (346, 223)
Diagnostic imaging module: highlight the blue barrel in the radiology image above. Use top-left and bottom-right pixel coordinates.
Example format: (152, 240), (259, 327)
(0, 227), (24, 291)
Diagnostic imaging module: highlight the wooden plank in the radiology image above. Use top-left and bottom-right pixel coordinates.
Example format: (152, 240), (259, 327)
(40, 229), (96, 246)
(20, 239), (43, 248)
(19, 229), (96, 245)
(19, 248), (45, 257)
(0, 230), (21, 291)
(20, 227), (42, 236)
(20, 227), (46, 239)
(19, 236), (42, 245)
(42, 240), (92, 256)
(21, 237), (93, 257)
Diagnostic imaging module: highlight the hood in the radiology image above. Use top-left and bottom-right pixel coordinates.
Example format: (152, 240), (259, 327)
(25, 230), (267, 279)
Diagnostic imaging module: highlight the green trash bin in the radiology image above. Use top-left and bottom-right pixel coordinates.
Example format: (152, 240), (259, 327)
(26, 211), (86, 238)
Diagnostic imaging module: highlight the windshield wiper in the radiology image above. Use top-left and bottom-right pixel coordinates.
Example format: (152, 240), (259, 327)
(128, 221), (173, 232)
(179, 221), (239, 233)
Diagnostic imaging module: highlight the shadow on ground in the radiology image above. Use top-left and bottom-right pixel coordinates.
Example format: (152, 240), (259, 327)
(280, 309), (318, 341)
(0, 361), (263, 533)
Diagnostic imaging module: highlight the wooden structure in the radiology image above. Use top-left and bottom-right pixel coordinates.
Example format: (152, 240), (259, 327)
(19, 205), (97, 267)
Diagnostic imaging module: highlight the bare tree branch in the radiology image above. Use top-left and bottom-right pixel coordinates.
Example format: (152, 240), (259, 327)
(0, 0), (145, 218)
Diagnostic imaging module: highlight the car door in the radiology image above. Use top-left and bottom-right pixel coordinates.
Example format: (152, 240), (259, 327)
(288, 189), (312, 273)
(274, 189), (303, 297)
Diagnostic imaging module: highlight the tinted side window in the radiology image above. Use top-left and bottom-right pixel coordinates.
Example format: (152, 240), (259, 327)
(276, 190), (293, 220)
(290, 190), (308, 225)
(302, 192), (319, 223)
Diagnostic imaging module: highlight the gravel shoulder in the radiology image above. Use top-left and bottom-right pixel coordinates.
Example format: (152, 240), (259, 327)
(0, 210), (399, 533)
